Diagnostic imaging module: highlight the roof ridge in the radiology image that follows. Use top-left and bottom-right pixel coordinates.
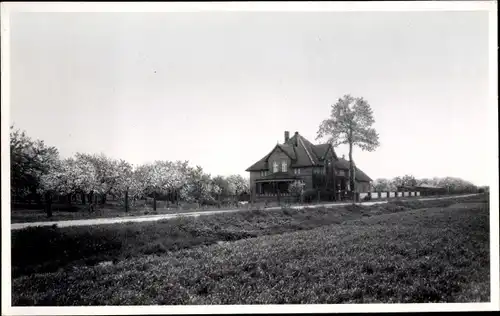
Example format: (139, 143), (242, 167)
(277, 143), (296, 160)
(298, 136), (316, 165)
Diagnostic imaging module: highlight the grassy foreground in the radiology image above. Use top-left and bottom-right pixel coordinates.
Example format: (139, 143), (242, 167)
(11, 196), (475, 277)
(11, 194), (489, 305)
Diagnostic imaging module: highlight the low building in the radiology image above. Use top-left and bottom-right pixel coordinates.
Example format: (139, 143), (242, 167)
(246, 131), (372, 201)
(397, 184), (446, 196)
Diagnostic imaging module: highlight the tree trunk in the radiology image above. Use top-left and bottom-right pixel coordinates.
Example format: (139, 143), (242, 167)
(81, 192), (86, 205)
(332, 162), (337, 201)
(36, 194), (41, 206)
(125, 190), (129, 212)
(88, 192), (94, 213)
(45, 192), (53, 218)
(67, 194), (72, 205)
(101, 194), (107, 205)
(250, 188), (254, 208)
(95, 193), (100, 210)
(153, 192), (157, 211)
(349, 140), (356, 204)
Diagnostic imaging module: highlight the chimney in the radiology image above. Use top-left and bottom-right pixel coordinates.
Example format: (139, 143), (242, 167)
(294, 131), (299, 146)
(284, 131), (290, 143)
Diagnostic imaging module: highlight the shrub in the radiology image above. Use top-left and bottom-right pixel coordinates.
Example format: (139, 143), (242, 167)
(302, 189), (318, 203)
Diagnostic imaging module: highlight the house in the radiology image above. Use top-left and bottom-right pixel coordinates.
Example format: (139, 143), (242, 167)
(246, 131), (372, 201)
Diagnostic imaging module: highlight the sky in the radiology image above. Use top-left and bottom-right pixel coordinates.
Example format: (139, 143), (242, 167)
(8, 10), (493, 186)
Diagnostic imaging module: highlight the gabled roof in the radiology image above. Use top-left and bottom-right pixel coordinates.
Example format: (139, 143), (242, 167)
(312, 143), (335, 161)
(354, 168), (372, 183)
(246, 143), (295, 171)
(246, 156), (268, 171)
(285, 133), (317, 167)
(245, 132), (371, 183)
(246, 132), (335, 171)
(334, 158), (351, 170)
(246, 132), (326, 171)
(277, 144), (296, 160)
(334, 158), (372, 182)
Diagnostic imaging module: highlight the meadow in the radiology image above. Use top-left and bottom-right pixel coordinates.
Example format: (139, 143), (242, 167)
(11, 194), (489, 305)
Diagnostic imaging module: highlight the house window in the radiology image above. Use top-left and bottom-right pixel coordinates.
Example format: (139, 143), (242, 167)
(314, 167), (323, 174)
(273, 161), (279, 173)
(294, 168), (301, 175)
(281, 161), (287, 172)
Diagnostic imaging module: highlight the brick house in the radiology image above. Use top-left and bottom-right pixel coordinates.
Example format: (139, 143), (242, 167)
(246, 131), (372, 201)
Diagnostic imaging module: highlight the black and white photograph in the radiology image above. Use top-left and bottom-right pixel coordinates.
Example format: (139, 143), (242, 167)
(1, 1), (498, 314)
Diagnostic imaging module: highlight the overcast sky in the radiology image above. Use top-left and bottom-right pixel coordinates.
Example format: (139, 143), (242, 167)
(9, 10), (492, 185)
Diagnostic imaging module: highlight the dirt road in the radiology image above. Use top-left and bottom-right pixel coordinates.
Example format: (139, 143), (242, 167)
(10, 194), (479, 230)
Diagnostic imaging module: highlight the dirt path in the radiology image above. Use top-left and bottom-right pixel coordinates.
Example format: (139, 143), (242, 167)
(10, 194), (479, 230)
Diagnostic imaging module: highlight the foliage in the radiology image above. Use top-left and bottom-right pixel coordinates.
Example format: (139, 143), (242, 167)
(477, 186), (489, 193)
(12, 195), (489, 305)
(10, 126), (60, 200)
(39, 156), (98, 195)
(317, 94), (380, 197)
(226, 174), (250, 196)
(180, 165), (215, 204)
(371, 175), (478, 194)
(371, 178), (396, 192)
(73, 153), (133, 197)
(430, 177), (477, 194)
(135, 160), (187, 198)
(391, 174), (417, 188)
(288, 180), (306, 197)
(211, 176), (231, 199)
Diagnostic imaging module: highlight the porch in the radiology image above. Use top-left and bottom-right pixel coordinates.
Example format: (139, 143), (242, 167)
(254, 180), (295, 197)
(254, 172), (298, 197)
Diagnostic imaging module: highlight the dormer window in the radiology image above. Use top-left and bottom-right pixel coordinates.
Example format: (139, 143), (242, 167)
(281, 161), (287, 172)
(273, 161), (279, 173)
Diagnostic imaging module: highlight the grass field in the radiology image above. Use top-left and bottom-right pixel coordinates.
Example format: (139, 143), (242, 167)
(11, 194), (489, 305)
(10, 194), (471, 224)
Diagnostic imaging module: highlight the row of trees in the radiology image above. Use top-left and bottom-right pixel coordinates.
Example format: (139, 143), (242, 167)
(371, 174), (478, 193)
(10, 126), (250, 217)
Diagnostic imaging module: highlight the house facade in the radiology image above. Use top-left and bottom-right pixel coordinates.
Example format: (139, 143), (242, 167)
(246, 131), (372, 201)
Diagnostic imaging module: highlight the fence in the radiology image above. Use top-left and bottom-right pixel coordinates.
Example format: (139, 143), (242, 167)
(360, 191), (422, 200)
